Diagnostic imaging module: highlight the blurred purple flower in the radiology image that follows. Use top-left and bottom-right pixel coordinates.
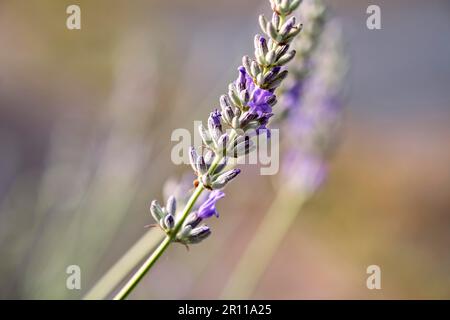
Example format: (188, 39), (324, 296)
(280, 20), (345, 195)
(283, 81), (303, 111)
(283, 151), (327, 193)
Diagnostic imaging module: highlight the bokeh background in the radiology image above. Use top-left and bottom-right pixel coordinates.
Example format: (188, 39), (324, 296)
(0, 0), (449, 299)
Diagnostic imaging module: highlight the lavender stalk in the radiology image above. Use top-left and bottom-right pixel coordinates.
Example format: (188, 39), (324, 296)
(113, 0), (304, 300)
(222, 11), (347, 299)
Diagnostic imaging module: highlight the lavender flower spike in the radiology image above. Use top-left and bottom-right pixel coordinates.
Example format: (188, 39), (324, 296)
(192, 0), (303, 192)
(155, 0), (303, 241)
(114, 0), (304, 300)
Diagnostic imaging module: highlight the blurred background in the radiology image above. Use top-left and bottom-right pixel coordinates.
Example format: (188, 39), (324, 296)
(0, 0), (449, 299)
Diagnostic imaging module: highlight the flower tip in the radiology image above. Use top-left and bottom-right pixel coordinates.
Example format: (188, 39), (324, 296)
(238, 66), (247, 76)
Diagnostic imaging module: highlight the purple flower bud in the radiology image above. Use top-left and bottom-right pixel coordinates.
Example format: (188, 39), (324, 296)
(164, 214), (175, 230)
(267, 69), (288, 89)
(237, 66), (247, 91)
(208, 109), (223, 141)
(239, 89), (250, 104)
(188, 225), (211, 243)
(259, 36), (268, 49)
(276, 44), (290, 59)
(189, 147), (199, 173)
(166, 195), (176, 216)
(263, 66), (282, 83)
(150, 200), (164, 221)
(277, 49), (296, 66)
(271, 12), (280, 27)
(250, 60), (261, 77)
(185, 212), (202, 229)
(212, 169), (241, 189)
(191, 225), (211, 237)
(255, 35), (268, 56)
(220, 94), (231, 109)
(208, 109), (222, 129)
(216, 169), (241, 188)
(279, 17), (296, 38)
(225, 168), (241, 181)
(197, 155), (207, 175)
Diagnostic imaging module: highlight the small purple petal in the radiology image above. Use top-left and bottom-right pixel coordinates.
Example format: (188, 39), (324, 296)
(234, 66), (276, 128)
(197, 190), (225, 219)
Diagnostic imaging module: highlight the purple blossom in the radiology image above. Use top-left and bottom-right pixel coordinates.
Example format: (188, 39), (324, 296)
(197, 190), (225, 219)
(249, 88), (273, 115)
(235, 66), (277, 136)
(237, 67), (274, 116)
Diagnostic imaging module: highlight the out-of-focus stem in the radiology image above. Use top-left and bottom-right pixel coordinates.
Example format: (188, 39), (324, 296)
(221, 189), (307, 299)
(83, 229), (163, 300)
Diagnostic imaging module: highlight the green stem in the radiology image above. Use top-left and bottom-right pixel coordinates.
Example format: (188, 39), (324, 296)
(113, 235), (172, 300)
(220, 189), (307, 299)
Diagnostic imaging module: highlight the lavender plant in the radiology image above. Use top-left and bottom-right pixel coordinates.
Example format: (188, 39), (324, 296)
(282, 19), (346, 195)
(222, 11), (347, 299)
(113, 0), (304, 300)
